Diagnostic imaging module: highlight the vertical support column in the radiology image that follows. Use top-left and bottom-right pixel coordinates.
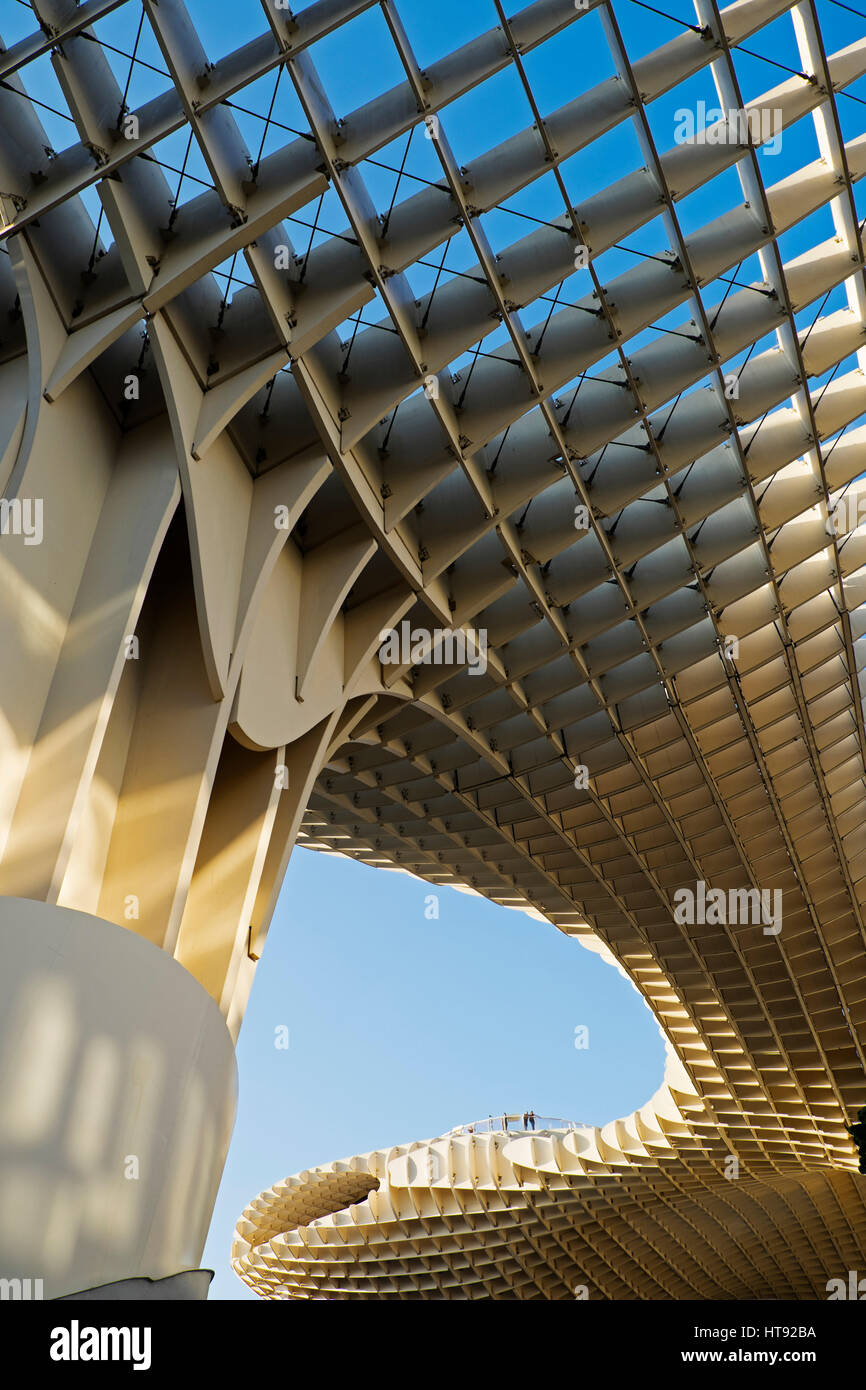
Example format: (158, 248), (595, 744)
(0, 899), (237, 1299)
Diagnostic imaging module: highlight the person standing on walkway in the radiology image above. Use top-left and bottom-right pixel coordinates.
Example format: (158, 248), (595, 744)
(529, 1110), (536, 1131)
(522, 1110), (529, 1129)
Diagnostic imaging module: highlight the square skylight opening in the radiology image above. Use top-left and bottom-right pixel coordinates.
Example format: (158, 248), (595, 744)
(676, 163), (747, 238)
(521, 7), (616, 112)
(336, 285), (397, 351)
(148, 129), (215, 210)
(746, 108), (821, 184)
(283, 183), (351, 264)
(701, 250), (769, 303)
(400, 225), (485, 307)
(448, 321), (515, 381)
(729, 16), (807, 107)
(308, 6), (406, 118)
(182, 0), (275, 61)
(211, 251), (258, 305)
(721, 322), (784, 377)
(225, 75), (311, 167)
(356, 132), (445, 225)
(516, 266), (599, 335)
(644, 63), (732, 157)
(775, 198), (838, 267)
(489, 169), (572, 241)
(621, 300), (702, 360)
(396, 0), (500, 68)
(793, 279), (849, 335)
(588, 239), (656, 289)
(559, 118), (645, 203)
(442, 65), (538, 168)
(612, 1), (699, 66)
(91, 8), (172, 109)
(367, 123), (445, 195)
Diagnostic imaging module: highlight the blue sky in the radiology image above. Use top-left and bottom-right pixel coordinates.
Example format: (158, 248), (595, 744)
(204, 846), (665, 1299)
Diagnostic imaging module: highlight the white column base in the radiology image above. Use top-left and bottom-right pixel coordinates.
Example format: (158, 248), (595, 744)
(0, 899), (237, 1299)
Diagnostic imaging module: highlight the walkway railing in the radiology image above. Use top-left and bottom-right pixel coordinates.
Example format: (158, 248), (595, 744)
(446, 1114), (586, 1136)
